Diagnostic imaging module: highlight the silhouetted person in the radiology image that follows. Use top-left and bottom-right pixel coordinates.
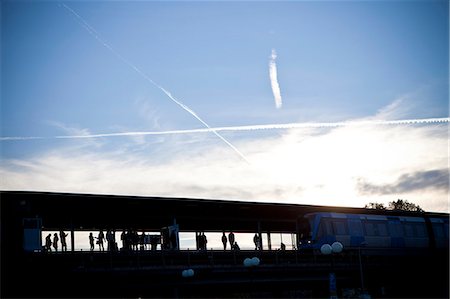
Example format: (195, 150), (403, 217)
(150, 235), (158, 251)
(45, 234), (52, 252)
(131, 230), (139, 251)
(140, 231), (146, 251)
(97, 230), (105, 251)
(253, 233), (260, 250)
(198, 232), (204, 250)
(124, 230), (132, 251)
(53, 233), (59, 251)
(228, 232), (235, 249)
(196, 232), (200, 250)
(221, 232), (227, 250)
(59, 230), (68, 251)
(106, 229), (114, 251)
(89, 233), (95, 251)
(111, 229), (117, 251)
(280, 242), (286, 251)
(120, 231), (126, 250)
(201, 232), (207, 250)
(233, 242), (240, 251)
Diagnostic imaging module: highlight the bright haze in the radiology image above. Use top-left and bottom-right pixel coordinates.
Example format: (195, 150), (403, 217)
(1, 1), (448, 212)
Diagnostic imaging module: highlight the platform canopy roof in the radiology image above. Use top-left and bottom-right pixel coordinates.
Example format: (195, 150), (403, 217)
(1, 191), (446, 233)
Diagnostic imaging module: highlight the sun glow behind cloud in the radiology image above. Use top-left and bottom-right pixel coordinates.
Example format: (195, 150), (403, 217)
(1, 100), (448, 212)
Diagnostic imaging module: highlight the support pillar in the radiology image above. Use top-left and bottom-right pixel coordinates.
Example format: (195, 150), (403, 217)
(70, 224), (75, 252)
(257, 221), (263, 251)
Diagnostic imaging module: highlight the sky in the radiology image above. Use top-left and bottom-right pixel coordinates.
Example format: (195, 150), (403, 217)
(1, 0), (449, 212)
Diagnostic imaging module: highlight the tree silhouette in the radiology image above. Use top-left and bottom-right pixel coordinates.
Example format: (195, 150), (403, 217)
(364, 202), (386, 210)
(364, 199), (424, 212)
(388, 199), (424, 212)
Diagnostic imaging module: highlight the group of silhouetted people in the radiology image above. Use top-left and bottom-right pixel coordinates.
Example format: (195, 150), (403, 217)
(196, 232), (208, 250)
(219, 232), (240, 251)
(44, 230), (68, 252)
(43, 229), (288, 252)
(88, 229), (148, 252)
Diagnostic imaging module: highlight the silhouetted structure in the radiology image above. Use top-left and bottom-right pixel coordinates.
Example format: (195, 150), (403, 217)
(1, 191), (448, 299)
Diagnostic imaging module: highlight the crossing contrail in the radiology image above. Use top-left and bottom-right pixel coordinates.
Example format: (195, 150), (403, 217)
(269, 49), (282, 109)
(60, 3), (249, 163)
(1, 117), (448, 141)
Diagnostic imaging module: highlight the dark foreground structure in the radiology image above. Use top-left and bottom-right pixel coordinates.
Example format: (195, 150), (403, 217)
(1, 191), (448, 298)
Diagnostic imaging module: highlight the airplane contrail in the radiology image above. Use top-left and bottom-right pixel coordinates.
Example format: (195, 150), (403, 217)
(1, 117), (448, 141)
(60, 3), (249, 164)
(269, 49), (282, 109)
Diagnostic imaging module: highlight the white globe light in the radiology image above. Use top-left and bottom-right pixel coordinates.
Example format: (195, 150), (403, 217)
(251, 257), (260, 266)
(331, 241), (343, 253)
(181, 270), (188, 277)
(320, 244), (332, 255)
(243, 258), (252, 267)
(188, 269), (194, 277)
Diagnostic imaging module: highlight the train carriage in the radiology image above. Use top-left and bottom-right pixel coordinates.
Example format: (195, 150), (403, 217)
(301, 212), (449, 249)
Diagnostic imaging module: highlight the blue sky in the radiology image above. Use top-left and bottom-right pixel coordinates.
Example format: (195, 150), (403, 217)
(1, 1), (448, 211)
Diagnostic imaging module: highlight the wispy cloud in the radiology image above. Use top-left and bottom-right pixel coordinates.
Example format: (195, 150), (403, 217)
(46, 120), (92, 137)
(269, 49), (282, 109)
(1, 101), (448, 212)
(357, 169), (449, 195)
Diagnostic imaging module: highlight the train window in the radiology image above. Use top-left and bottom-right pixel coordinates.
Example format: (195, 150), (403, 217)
(364, 222), (376, 236)
(348, 220), (363, 236)
(377, 223), (388, 236)
(415, 224), (427, 237)
(318, 218), (333, 237)
(364, 221), (388, 236)
(403, 223), (415, 237)
(332, 221), (348, 235)
(388, 222), (403, 237)
(432, 224), (445, 239)
(318, 222), (326, 238)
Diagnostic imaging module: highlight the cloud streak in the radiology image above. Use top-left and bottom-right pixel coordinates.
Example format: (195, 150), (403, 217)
(61, 3), (249, 163)
(1, 117), (448, 141)
(357, 169), (449, 195)
(1, 116), (448, 211)
(269, 49), (282, 109)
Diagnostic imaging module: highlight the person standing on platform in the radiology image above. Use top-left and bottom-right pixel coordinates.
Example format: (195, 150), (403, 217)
(202, 232), (208, 250)
(53, 233), (59, 252)
(228, 231), (235, 249)
(253, 233), (260, 250)
(221, 232), (228, 250)
(106, 229), (114, 251)
(59, 230), (68, 251)
(120, 230), (126, 251)
(233, 242), (240, 251)
(89, 232), (95, 251)
(45, 233), (52, 252)
(97, 230), (105, 251)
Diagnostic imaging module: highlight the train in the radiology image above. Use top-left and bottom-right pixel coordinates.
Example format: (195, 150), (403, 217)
(298, 211), (449, 250)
